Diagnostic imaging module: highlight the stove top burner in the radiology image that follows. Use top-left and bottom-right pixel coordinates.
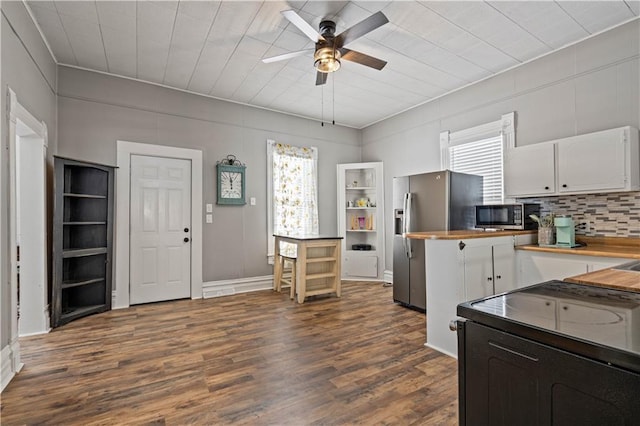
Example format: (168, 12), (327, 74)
(467, 281), (640, 356)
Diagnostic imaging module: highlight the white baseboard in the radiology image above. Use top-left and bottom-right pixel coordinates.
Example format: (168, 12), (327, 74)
(1, 340), (23, 393)
(384, 270), (393, 284)
(203, 275), (274, 299)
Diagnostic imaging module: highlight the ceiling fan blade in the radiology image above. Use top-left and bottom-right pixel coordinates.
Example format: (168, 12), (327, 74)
(316, 71), (328, 86)
(339, 48), (387, 70)
(282, 10), (325, 43)
(336, 11), (388, 47)
(262, 49), (314, 64)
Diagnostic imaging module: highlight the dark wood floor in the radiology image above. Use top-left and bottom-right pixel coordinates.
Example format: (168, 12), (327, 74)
(1, 282), (458, 425)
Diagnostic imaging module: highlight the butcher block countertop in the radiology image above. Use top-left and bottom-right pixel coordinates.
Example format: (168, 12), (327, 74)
(565, 269), (640, 293)
(516, 236), (640, 260)
(405, 229), (536, 240)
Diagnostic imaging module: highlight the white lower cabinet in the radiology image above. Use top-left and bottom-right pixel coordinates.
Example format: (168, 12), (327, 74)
(517, 251), (629, 287)
(343, 254), (378, 278)
(425, 236), (516, 358)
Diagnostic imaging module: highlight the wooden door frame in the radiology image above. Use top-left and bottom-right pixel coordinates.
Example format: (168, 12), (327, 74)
(115, 141), (203, 308)
(3, 88), (49, 390)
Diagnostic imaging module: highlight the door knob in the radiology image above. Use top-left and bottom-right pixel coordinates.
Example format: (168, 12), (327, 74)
(184, 237), (190, 243)
(184, 227), (189, 233)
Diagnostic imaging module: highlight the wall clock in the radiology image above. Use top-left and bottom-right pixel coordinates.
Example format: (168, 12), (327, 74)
(216, 155), (246, 205)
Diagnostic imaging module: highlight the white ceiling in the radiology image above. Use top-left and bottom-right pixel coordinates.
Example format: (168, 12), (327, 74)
(27, 0), (640, 129)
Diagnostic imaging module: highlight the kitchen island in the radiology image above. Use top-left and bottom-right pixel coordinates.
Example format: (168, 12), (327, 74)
(406, 230), (535, 357)
(273, 234), (342, 303)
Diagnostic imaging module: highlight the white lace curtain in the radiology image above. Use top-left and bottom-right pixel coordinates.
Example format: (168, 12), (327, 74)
(267, 141), (318, 259)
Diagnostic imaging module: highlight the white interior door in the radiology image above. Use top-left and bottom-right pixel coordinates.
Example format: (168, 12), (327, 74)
(130, 155), (191, 304)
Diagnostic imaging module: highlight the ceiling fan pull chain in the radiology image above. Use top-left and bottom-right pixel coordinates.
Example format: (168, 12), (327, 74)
(332, 73), (335, 126)
(321, 85), (324, 127)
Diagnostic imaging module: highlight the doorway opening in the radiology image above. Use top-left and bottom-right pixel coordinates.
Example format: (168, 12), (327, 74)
(8, 90), (49, 338)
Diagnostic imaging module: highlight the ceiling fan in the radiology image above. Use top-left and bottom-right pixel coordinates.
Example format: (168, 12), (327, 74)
(262, 10), (389, 86)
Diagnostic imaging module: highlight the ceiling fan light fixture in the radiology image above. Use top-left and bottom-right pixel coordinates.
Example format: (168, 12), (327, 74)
(314, 47), (341, 73)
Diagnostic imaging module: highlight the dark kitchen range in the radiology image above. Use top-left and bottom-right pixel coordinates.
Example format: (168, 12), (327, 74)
(457, 280), (640, 424)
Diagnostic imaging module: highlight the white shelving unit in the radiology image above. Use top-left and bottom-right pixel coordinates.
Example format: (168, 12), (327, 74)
(337, 162), (385, 280)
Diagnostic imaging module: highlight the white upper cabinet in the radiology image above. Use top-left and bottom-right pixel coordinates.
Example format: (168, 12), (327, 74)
(504, 142), (555, 197)
(505, 126), (639, 197)
(557, 127), (628, 193)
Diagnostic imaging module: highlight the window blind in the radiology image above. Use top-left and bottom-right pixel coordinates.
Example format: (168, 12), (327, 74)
(449, 135), (504, 204)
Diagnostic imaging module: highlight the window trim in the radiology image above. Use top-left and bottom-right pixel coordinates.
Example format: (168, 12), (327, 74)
(440, 112), (515, 203)
(440, 112), (515, 169)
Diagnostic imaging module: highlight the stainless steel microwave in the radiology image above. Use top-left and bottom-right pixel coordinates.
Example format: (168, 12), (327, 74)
(475, 203), (540, 230)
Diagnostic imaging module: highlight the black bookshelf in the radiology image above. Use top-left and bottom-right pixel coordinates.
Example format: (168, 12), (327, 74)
(52, 156), (115, 327)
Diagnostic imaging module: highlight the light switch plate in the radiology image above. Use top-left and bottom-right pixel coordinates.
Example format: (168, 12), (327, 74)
(206, 203), (213, 213)
(206, 214), (213, 223)
(250, 197), (256, 206)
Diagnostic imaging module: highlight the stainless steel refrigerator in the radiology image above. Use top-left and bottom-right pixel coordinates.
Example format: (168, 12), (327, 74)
(393, 170), (483, 311)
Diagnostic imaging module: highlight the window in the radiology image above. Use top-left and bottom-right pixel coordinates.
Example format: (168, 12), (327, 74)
(267, 140), (318, 261)
(449, 135), (503, 204)
(441, 112), (515, 205)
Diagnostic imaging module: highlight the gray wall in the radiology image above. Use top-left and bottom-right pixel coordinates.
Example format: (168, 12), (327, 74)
(1, 3), (58, 348)
(57, 67), (361, 282)
(361, 20), (640, 272)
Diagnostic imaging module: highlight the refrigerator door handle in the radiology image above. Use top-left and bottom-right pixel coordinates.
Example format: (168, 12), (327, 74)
(405, 193), (413, 258)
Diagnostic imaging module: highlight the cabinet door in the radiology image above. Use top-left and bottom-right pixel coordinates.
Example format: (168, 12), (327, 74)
(504, 143), (555, 197)
(461, 322), (543, 426)
(344, 255), (378, 278)
(492, 243), (516, 294)
(460, 321), (640, 426)
(557, 130), (626, 193)
(463, 245), (494, 301)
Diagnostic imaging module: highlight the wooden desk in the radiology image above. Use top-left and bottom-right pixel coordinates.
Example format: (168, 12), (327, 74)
(273, 235), (343, 303)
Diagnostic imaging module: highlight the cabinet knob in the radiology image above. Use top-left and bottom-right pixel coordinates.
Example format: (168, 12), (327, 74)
(184, 227), (189, 233)
(563, 306), (568, 310)
(184, 237), (190, 243)
(545, 302), (551, 306)
(458, 241), (466, 250)
(487, 277), (493, 281)
(496, 275), (502, 280)
(562, 184), (568, 188)
(544, 186), (550, 190)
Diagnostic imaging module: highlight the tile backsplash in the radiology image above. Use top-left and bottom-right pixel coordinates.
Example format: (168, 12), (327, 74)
(518, 191), (640, 238)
